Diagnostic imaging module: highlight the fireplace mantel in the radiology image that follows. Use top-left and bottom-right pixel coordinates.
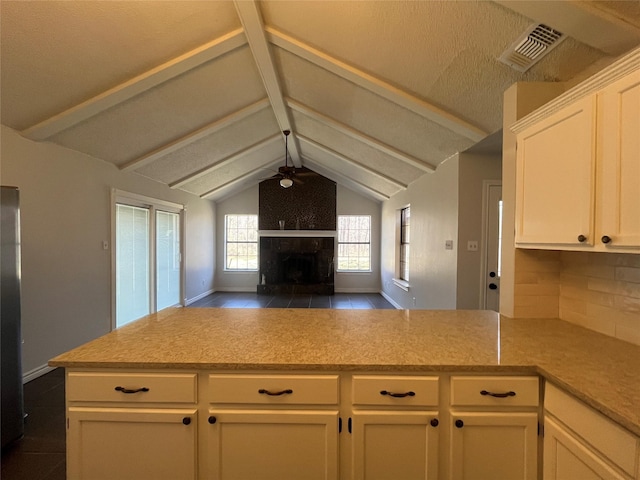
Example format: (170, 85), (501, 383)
(258, 230), (336, 238)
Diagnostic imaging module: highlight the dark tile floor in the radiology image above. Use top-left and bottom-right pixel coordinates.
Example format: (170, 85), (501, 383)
(1, 368), (66, 480)
(188, 291), (396, 309)
(0, 293), (394, 479)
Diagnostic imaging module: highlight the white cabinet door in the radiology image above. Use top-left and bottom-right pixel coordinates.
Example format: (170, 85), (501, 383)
(351, 411), (439, 480)
(449, 412), (538, 480)
(207, 409), (339, 480)
(67, 407), (198, 480)
(515, 95), (597, 246)
(597, 70), (640, 249)
(543, 416), (630, 480)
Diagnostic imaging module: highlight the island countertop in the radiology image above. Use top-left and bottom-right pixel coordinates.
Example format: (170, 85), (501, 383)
(49, 308), (640, 436)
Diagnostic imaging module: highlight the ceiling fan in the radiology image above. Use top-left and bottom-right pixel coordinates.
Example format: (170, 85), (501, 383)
(264, 130), (314, 188)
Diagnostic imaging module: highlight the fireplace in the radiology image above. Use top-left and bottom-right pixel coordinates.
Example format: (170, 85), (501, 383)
(258, 236), (334, 295)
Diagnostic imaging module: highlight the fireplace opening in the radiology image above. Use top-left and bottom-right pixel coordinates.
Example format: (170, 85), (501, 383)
(278, 253), (317, 284)
(258, 236), (334, 295)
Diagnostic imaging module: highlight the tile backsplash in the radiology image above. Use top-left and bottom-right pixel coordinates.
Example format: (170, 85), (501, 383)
(560, 251), (640, 346)
(513, 249), (640, 346)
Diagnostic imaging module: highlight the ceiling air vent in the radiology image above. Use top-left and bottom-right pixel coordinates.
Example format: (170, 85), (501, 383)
(499, 23), (566, 73)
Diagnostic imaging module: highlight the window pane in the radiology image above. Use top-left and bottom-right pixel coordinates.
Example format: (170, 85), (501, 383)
(337, 215), (371, 271)
(156, 211), (180, 311)
(225, 214), (259, 271)
(116, 204), (150, 327)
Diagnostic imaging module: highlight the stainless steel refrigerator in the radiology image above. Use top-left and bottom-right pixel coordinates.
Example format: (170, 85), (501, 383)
(1, 186), (24, 448)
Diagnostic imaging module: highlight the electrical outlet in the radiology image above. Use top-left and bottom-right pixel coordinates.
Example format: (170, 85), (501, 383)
(467, 240), (478, 251)
(102, 240), (109, 250)
(445, 240), (454, 250)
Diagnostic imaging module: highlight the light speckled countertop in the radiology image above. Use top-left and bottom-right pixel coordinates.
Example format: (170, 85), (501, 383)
(49, 308), (640, 436)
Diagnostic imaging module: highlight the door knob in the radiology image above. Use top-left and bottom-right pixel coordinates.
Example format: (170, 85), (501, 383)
(489, 283), (498, 290)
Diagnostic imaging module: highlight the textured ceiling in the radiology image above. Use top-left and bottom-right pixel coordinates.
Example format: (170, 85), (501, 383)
(2, 1), (639, 202)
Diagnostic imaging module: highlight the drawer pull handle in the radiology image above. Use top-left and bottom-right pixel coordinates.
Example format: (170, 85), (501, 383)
(380, 390), (415, 398)
(114, 386), (150, 394)
(480, 389), (516, 398)
(258, 388), (293, 396)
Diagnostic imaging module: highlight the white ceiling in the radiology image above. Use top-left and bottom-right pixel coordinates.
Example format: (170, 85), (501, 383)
(2, 1), (639, 202)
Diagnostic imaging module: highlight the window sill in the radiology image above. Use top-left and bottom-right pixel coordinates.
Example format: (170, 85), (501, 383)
(336, 270), (373, 274)
(392, 278), (410, 291)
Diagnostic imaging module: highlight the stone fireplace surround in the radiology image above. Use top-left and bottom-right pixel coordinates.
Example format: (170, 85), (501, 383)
(258, 168), (337, 295)
(257, 234), (335, 295)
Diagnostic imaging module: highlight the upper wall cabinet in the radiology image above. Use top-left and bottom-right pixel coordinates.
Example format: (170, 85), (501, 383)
(512, 47), (640, 253)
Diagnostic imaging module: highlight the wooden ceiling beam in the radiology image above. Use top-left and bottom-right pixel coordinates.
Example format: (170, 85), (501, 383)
(297, 134), (407, 190)
(267, 27), (487, 143)
(303, 158), (391, 202)
(21, 28), (247, 141)
(170, 134), (281, 189)
(120, 99), (270, 172)
(287, 98), (437, 173)
(234, 0), (302, 166)
(200, 158), (281, 200)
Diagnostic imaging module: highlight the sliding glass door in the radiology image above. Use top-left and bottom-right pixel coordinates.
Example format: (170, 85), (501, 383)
(115, 204), (151, 326)
(156, 210), (181, 311)
(114, 192), (183, 328)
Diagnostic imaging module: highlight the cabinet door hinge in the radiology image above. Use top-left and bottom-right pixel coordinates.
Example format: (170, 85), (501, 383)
(339, 417), (342, 433)
(348, 417), (352, 434)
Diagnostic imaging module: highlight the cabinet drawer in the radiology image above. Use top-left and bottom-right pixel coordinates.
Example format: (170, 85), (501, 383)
(451, 376), (539, 407)
(208, 374), (339, 405)
(67, 372), (197, 403)
(352, 375), (439, 406)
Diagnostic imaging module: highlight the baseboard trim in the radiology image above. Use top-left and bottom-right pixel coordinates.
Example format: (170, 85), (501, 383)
(380, 290), (403, 309)
(185, 289), (215, 305)
(23, 364), (56, 384)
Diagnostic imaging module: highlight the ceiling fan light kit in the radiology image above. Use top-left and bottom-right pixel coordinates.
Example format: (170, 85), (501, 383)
(279, 177), (293, 188)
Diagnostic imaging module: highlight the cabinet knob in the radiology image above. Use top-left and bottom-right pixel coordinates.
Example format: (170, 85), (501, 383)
(182, 417), (191, 426)
(601, 235), (612, 244)
(208, 416), (217, 424)
(577, 234), (587, 243)
(455, 419), (464, 428)
(430, 418), (439, 427)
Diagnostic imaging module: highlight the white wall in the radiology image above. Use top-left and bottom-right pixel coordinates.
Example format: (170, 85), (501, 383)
(381, 157), (460, 309)
(214, 183), (381, 292)
(456, 152), (502, 309)
(0, 126), (216, 377)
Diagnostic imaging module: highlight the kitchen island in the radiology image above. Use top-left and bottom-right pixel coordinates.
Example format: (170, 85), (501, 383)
(50, 308), (640, 479)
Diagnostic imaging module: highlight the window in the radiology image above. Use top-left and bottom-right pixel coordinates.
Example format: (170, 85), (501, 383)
(225, 214), (258, 271)
(337, 215), (371, 271)
(399, 206), (410, 281)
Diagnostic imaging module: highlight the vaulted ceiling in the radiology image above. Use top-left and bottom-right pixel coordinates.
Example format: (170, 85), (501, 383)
(2, 1), (639, 202)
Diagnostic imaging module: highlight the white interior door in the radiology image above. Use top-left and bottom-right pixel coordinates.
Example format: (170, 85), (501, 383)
(483, 183), (502, 312)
